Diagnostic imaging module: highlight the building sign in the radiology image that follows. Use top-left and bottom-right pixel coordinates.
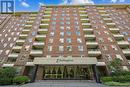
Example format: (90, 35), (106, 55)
(0, 0), (14, 13)
(34, 57), (97, 65)
(56, 59), (74, 63)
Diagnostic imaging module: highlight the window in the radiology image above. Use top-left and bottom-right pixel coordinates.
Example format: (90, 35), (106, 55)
(77, 38), (82, 43)
(99, 38), (104, 42)
(108, 38), (113, 42)
(52, 22), (56, 25)
(60, 26), (64, 30)
(49, 39), (53, 43)
(48, 46), (52, 51)
(78, 46), (83, 51)
(122, 32), (128, 36)
(59, 38), (64, 43)
(66, 22), (70, 25)
(66, 38), (71, 43)
(74, 21), (78, 25)
(66, 17), (70, 20)
(67, 46), (72, 51)
(60, 32), (64, 37)
(104, 31), (109, 35)
(105, 54), (112, 61)
(66, 31), (71, 36)
(128, 38), (130, 41)
(66, 26), (70, 30)
(111, 45), (117, 50)
(76, 31), (81, 36)
(59, 46), (64, 51)
(60, 22), (64, 25)
(102, 46), (107, 50)
(50, 32), (54, 36)
(116, 54), (123, 60)
(52, 18), (56, 20)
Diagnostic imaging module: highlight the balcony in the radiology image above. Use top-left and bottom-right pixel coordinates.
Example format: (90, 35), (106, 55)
(122, 49), (130, 56)
(29, 17), (35, 20)
(8, 53), (19, 58)
(30, 50), (43, 57)
(113, 34), (124, 39)
(30, 14), (37, 17)
(109, 28), (119, 33)
(78, 8), (85, 10)
(16, 40), (25, 45)
(82, 23), (91, 26)
(41, 19), (50, 22)
(39, 24), (49, 28)
(88, 49), (101, 57)
(86, 42), (98, 48)
(81, 19), (90, 23)
(101, 14), (109, 17)
(103, 18), (112, 22)
(38, 29), (48, 34)
(44, 11), (52, 14)
(45, 8), (52, 11)
(19, 34), (28, 39)
(35, 35), (46, 41)
(106, 23), (116, 27)
(84, 35), (96, 39)
(25, 62), (35, 66)
(2, 64), (14, 67)
(96, 62), (106, 66)
(24, 25), (32, 28)
(79, 11), (86, 14)
(97, 7), (105, 10)
(83, 28), (93, 33)
(12, 46), (22, 52)
(98, 10), (106, 13)
(33, 42), (45, 49)
(43, 15), (51, 18)
(22, 29), (30, 34)
(81, 18), (89, 21)
(26, 21), (33, 24)
(117, 41), (129, 47)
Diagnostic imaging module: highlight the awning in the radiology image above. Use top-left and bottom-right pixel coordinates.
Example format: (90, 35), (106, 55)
(33, 57), (97, 65)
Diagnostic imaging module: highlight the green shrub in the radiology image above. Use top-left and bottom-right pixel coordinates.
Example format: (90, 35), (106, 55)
(13, 76), (30, 85)
(104, 82), (130, 86)
(0, 78), (12, 85)
(101, 77), (113, 83)
(0, 67), (16, 85)
(112, 75), (130, 82)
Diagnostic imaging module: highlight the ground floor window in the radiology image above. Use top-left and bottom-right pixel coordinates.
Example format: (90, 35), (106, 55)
(43, 66), (94, 80)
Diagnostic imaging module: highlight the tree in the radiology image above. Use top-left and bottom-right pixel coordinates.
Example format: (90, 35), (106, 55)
(108, 58), (122, 76)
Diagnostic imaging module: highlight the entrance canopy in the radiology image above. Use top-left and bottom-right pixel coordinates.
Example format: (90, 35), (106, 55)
(33, 57), (97, 65)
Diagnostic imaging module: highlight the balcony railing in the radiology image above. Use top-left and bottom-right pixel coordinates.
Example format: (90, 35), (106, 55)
(30, 50), (43, 57)
(84, 35), (96, 38)
(109, 28), (119, 33)
(16, 40), (25, 45)
(8, 53), (19, 58)
(86, 42), (98, 48)
(88, 49), (101, 57)
(117, 41), (129, 46)
(38, 29), (48, 34)
(19, 34), (28, 39)
(122, 49), (130, 55)
(113, 34), (124, 38)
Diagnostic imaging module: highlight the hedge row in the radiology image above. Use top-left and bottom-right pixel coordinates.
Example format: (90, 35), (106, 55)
(101, 75), (130, 83)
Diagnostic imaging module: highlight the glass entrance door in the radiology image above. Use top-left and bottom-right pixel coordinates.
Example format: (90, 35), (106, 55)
(43, 66), (93, 80)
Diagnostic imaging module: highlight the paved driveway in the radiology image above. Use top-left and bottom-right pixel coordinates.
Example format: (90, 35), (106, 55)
(0, 80), (122, 87)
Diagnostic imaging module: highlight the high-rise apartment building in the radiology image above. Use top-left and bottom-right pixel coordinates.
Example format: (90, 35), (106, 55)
(0, 5), (130, 82)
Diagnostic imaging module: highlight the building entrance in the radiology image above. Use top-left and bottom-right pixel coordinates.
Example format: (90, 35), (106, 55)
(43, 66), (94, 80)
